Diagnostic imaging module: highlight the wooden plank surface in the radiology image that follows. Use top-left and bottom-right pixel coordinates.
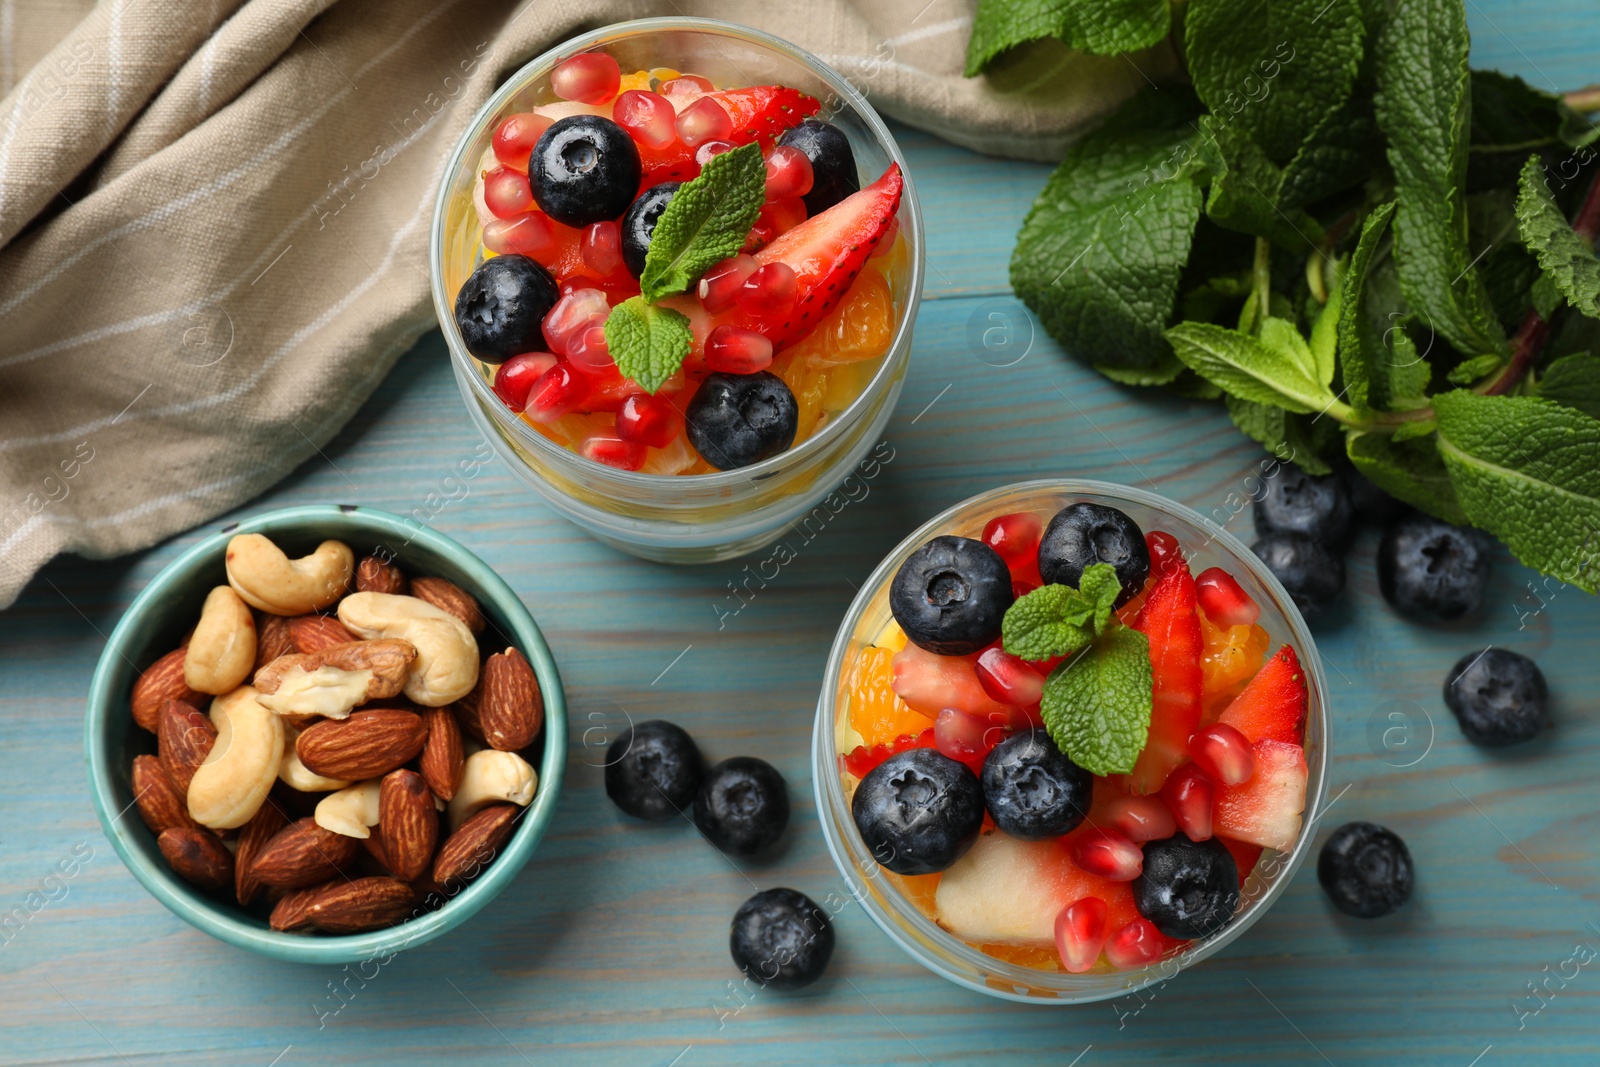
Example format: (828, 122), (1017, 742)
(4, 5), (1599, 1063)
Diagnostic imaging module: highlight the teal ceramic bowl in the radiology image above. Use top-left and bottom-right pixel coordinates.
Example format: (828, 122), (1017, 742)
(85, 505), (567, 964)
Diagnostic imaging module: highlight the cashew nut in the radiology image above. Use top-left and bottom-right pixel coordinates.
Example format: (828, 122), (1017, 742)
(181, 588), (254, 696)
(447, 749), (535, 830)
(314, 779), (382, 839)
(254, 640), (416, 720)
(226, 534), (353, 616)
(187, 687), (286, 830)
(337, 592), (479, 706)
(279, 727), (351, 792)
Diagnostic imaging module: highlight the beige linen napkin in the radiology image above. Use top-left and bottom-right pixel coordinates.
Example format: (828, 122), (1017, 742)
(0, 0), (1177, 606)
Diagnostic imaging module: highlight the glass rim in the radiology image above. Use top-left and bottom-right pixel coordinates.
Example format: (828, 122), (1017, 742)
(811, 478), (1332, 1004)
(427, 16), (926, 489)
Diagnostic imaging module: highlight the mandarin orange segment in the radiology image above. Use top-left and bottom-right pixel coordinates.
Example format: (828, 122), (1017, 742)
(818, 269), (895, 363)
(1200, 614), (1269, 719)
(886, 870), (941, 917)
(981, 942), (1063, 970)
(846, 645), (934, 747)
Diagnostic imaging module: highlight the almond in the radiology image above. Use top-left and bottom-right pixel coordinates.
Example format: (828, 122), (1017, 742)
(419, 706), (465, 801)
(131, 648), (205, 732)
(234, 800), (289, 906)
(269, 882), (330, 931)
(296, 707), (427, 780)
(132, 755), (199, 834)
(356, 556), (408, 596)
(409, 576), (485, 634)
(157, 699), (217, 795)
(251, 816), (362, 888)
(304, 877), (416, 934)
(479, 648), (543, 752)
(433, 803), (519, 889)
(378, 770), (438, 882)
(288, 613), (358, 655)
(158, 827), (235, 893)
(254, 612), (295, 670)
(454, 688), (485, 743)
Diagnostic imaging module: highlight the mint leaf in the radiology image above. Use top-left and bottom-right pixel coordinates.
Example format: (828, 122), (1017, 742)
(1471, 70), (1599, 156)
(639, 143), (765, 302)
(1165, 321), (1334, 413)
(1279, 95), (1381, 211)
(1531, 272), (1564, 320)
(1308, 283), (1341, 388)
(603, 297), (692, 394)
(1346, 432), (1467, 524)
(1001, 563), (1122, 661)
(1374, 0), (1510, 359)
(1434, 391), (1600, 592)
(1040, 626), (1153, 776)
(1225, 395), (1334, 474)
(1516, 154), (1600, 321)
(1536, 352), (1600, 419)
(965, 0), (1171, 75)
(1012, 89), (1205, 377)
(1336, 202), (1432, 413)
(1446, 353), (1503, 385)
(1196, 118), (1323, 251)
(1260, 316), (1318, 383)
(1186, 0), (1365, 164)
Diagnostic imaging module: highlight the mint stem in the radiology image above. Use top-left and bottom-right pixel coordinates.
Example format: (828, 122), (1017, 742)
(1252, 238), (1272, 323)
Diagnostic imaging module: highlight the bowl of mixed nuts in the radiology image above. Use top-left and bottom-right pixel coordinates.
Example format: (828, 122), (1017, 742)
(85, 504), (566, 963)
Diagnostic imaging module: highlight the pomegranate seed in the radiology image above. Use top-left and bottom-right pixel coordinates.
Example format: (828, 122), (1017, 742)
(676, 97), (732, 148)
(616, 393), (684, 449)
(1160, 763), (1216, 841)
(1102, 794), (1177, 843)
(1195, 566), (1260, 627)
(694, 139), (736, 166)
(697, 254), (757, 313)
(764, 145), (814, 200)
(582, 221), (625, 277)
(612, 89), (677, 150)
(659, 74), (713, 99)
(1146, 530), (1186, 578)
(492, 112), (552, 173)
(736, 262), (797, 317)
(493, 352), (557, 413)
(1069, 828), (1143, 881)
(934, 707), (994, 775)
(1055, 896), (1109, 973)
(580, 362), (633, 411)
(704, 325), (774, 373)
(982, 512), (1043, 570)
(551, 52), (621, 105)
(843, 728), (935, 778)
(754, 196), (806, 243)
(482, 166), (534, 218)
(869, 215), (899, 259)
(567, 326), (615, 375)
(1105, 918), (1165, 970)
(974, 648), (1044, 707)
(580, 432), (646, 470)
(1190, 723), (1256, 786)
(523, 362), (590, 423)
(542, 288), (610, 357)
(482, 213), (557, 258)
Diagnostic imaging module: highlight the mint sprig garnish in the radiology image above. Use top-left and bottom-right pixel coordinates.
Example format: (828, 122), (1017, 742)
(639, 143), (766, 303)
(1040, 625), (1153, 776)
(603, 296), (691, 394)
(1000, 562), (1122, 661)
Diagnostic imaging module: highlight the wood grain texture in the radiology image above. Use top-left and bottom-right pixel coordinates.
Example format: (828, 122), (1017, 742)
(3, 7), (1599, 1063)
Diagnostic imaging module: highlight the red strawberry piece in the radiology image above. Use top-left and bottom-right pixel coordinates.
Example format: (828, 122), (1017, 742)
(1217, 835), (1264, 887)
(701, 85), (821, 148)
(1195, 566), (1260, 627)
(1159, 762), (1216, 841)
(1055, 896), (1109, 973)
(1190, 722), (1256, 785)
(1217, 644), (1308, 745)
(1129, 562), (1203, 794)
(1212, 739), (1307, 851)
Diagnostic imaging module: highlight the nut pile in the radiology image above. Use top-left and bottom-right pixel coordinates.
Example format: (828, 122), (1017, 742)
(128, 533), (545, 935)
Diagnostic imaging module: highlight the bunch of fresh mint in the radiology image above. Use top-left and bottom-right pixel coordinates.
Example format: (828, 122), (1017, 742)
(968, 0), (1600, 592)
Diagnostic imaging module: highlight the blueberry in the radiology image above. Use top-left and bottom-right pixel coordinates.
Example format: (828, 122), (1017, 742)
(851, 748), (984, 875)
(531, 116), (641, 227)
(778, 119), (859, 215)
(1253, 465), (1353, 548)
(685, 371), (798, 470)
(1443, 648), (1549, 746)
(729, 888), (835, 990)
(1037, 503), (1149, 606)
(693, 757), (790, 856)
(889, 536), (1013, 656)
(621, 181), (680, 277)
(453, 254), (559, 364)
(1252, 531), (1345, 615)
(979, 730), (1091, 840)
(604, 720), (704, 821)
(1133, 833), (1240, 939)
(1377, 513), (1491, 621)
(1318, 821), (1413, 918)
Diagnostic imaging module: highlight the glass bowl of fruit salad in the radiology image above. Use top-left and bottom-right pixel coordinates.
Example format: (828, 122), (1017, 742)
(813, 480), (1329, 1003)
(430, 18), (922, 563)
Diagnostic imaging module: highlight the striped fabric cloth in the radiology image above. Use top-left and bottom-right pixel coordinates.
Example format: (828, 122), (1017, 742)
(0, 0), (1175, 606)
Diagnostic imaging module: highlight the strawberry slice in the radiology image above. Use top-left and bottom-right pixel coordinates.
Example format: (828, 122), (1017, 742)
(1217, 644), (1308, 745)
(1128, 563), (1203, 794)
(637, 86), (821, 187)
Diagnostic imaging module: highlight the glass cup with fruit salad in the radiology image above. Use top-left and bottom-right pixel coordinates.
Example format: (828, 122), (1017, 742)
(812, 480), (1329, 1003)
(430, 18), (922, 562)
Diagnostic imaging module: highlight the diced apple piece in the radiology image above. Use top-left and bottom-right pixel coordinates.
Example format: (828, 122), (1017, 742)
(1212, 740), (1307, 851)
(935, 830), (1125, 946)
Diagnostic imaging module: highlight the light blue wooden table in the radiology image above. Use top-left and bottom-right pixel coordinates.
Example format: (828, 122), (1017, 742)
(4, 6), (1599, 1064)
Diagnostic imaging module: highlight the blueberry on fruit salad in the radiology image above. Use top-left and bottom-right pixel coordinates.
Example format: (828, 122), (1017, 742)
(694, 757), (791, 856)
(454, 53), (907, 475)
(1253, 466), (1353, 549)
(730, 888), (835, 990)
(1377, 513), (1491, 622)
(604, 719), (704, 821)
(839, 496), (1312, 973)
(1443, 648), (1548, 746)
(1318, 822), (1413, 919)
(1251, 531), (1345, 615)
